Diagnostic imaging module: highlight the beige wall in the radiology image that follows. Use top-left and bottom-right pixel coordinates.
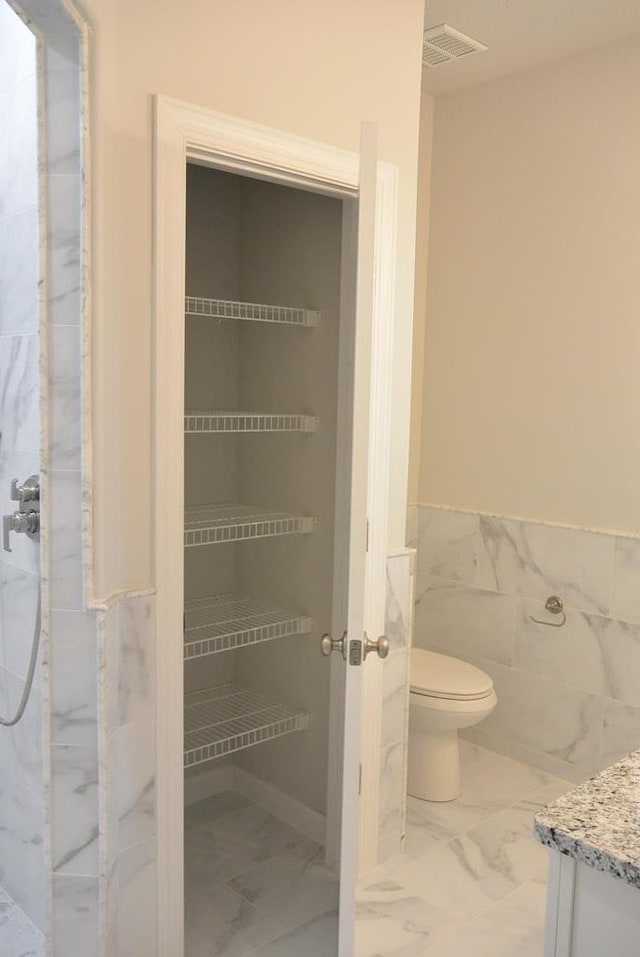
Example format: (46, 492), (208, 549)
(414, 35), (640, 535)
(84, 0), (425, 598)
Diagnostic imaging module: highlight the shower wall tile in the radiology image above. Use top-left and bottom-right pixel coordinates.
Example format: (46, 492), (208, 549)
(0, 73), (38, 220)
(0, 2), (36, 89)
(0, 207), (39, 335)
(0, 772), (46, 933)
(611, 537), (640, 624)
(49, 467), (83, 610)
(0, 452), (40, 580)
(0, 562), (40, 685)
(0, 3), (44, 941)
(414, 504), (640, 780)
(0, 333), (40, 454)
(49, 325), (82, 470)
(51, 743), (99, 875)
(477, 515), (614, 615)
(2, 4), (88, 952)
(52, 875), (99, 957)
(417, 505), (478, 586)
(415, 576), (516, 665)
(0, 665), (43, 795)
(47, 173), (82, 326)
(45, 45), (81, 176)
(50, 608), (97, 746)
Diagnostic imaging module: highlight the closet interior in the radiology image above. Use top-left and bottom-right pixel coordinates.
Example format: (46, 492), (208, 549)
(182, 164), (346, 954)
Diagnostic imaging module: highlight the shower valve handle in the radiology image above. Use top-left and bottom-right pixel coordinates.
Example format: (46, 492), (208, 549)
(11, 476), (40, 505)
(3, 511), (39, 552)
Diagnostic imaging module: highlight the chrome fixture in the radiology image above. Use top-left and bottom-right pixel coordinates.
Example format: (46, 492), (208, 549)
(320, 631), (347, 659)
(530, 595), (566, 628)
(363, 632), (390, 659)
(321, 630), (390, 663)
(0, 473), (41, 727)
(3, 474), (40, 552)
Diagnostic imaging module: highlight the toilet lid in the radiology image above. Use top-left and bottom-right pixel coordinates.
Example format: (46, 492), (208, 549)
(410, 648), (494, 700)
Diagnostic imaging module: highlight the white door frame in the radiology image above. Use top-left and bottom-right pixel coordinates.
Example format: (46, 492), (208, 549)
(153, 96), (398, 956)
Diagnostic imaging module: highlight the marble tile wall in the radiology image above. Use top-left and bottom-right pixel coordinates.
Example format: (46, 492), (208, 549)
(378, 549), (414, 864)
(0, 0), (46, 932)
(413, 504), (640, 783)
(0, 1), (98, 954)
(100, 592), (158, 957)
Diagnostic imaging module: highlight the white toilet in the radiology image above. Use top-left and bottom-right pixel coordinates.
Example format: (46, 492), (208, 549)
(408, 648), (497, 802)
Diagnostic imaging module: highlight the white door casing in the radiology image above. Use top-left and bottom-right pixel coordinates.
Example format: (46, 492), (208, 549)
(153, 96), (398, 957)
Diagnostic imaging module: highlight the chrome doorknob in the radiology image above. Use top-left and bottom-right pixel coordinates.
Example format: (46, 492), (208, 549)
(363, 633), (390, 660)
(320, 631), (347, 659)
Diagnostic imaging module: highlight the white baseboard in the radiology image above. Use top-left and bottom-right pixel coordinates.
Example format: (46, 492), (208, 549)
(184, 763), (233, 806)
(232, 768), (326, 845)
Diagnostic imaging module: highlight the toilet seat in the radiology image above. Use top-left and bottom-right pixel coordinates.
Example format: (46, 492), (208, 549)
(411, 648), (494, 702)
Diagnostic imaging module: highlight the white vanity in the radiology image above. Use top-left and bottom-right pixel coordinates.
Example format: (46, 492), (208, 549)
(534, 751), (640, 957)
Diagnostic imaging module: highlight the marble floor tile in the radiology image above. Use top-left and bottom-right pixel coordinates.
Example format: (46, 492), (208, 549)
(405, 749), (556, 851)
(246, 910), (338, 957)
(356, 744), (572, 957)
(226, 839), (339, 935)
(184, 790), (252, 828)
(421, 880), (547, 957)
(356, 879), (450, 957)
(185, 801), (309, 897)
(205, 805), (307, 864)
(185, 883), (284, 957)
(184, 823), (266, 895)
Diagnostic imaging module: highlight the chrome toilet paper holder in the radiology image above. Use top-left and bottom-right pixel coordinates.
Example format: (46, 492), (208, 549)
(530, 595), (566, 628)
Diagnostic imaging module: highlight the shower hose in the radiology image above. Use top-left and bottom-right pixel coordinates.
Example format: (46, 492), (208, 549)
(0, 590), (41, 727)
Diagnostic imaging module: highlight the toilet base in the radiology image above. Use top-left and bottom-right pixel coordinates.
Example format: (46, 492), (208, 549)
(408, 727), (461, 802)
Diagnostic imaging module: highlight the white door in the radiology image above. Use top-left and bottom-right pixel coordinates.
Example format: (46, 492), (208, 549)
(154, 102), (393, 957)
(333, 122), (381, 957)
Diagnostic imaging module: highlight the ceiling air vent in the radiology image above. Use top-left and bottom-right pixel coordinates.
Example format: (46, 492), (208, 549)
(423, 24), (487, 67)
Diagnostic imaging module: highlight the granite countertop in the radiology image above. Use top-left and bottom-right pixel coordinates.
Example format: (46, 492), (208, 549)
(534, 749), (640, 888)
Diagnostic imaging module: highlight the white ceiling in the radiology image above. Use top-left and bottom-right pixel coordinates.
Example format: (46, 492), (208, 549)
(422, 0), (640, 94)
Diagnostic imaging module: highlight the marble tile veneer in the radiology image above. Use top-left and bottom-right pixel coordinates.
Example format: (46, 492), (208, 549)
(378, 550), (414, 864)
(413, 504), (640, 781)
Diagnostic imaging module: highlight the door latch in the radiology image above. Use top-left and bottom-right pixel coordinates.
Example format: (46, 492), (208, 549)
(3, 475), (40, 552)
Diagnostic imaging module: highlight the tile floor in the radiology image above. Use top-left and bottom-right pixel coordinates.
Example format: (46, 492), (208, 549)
(356, 742), (574, 957)
(184, 790), (339, 957)
(0, 887), (44, 957)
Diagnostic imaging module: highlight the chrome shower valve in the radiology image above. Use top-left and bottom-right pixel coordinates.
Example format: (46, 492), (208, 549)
(3, 474), (40, 552)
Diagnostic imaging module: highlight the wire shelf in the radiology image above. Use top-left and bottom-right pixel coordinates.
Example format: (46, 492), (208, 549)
(184, 683), (311, 767)
(185, 296), (320, 328)
(184, 504), (317, 547)
(184, 412), (318, 434)
(184, 594), (313, 659)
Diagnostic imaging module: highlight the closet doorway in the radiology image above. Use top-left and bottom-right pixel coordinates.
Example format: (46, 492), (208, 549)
(154, 100), (398, 957)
